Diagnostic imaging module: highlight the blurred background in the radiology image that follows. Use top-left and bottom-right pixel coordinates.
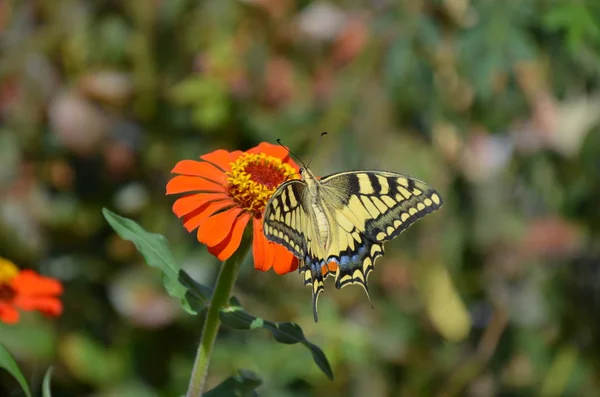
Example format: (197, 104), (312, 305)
(1, 0), (600, 396)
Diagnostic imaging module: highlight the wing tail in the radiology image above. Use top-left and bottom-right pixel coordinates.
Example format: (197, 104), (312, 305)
(299, 258), (326, 322)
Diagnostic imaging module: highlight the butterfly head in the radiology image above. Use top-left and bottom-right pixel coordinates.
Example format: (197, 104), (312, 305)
(298, 166), (321, 197)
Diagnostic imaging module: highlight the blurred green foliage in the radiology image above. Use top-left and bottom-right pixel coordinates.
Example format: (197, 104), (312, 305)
(2, 0), (600, 396)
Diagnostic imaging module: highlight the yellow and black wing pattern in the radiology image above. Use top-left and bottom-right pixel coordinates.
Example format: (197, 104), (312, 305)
(263, 170), (443, 322)
(319, 170), (442, 286)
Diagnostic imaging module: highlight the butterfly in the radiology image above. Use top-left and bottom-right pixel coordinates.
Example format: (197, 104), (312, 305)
(263, 163), (443, 322)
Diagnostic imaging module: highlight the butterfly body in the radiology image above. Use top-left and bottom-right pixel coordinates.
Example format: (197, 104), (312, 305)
(263, 166), (442, 322)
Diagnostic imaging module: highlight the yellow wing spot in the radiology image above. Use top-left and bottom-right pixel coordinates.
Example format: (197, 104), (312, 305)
(275, 207), (281, 220)
(381, 195), (396, 208)
(393, 220), (402, 228)
(395, 194), (405, 202)
(371, 196), (389, 214)
(360, 196), (381, 219)
(397, 177), (409, 187)
(412, 188), (423, 196)
(352, 269), (365, 282)
(399, 186), (412, 199)
(284, 212), (291, 225)
(424, 198), (433, 206)
(362, 257), (373, 273)
(376, 232), (386, 240)
(370, 244), (382, 256)
(417, 202), (425, 211)
(386, 226), (395, 235)
(284, 235), (289, 243)
(431, 193), (441, 205)
(273, 200), (280, 209)
(401, 212), (410, 222)
(352, 231), (362, 243)
(377, 175), (389, 194)
(409, 207), (418, 216)
(290, 211), (296, 229)
(287, 186), (297, 207)
(312, 283), (321, 293)
(339, 274), (352, 284)
(269, 214), (275, 221)
(357, 174), (375, 195)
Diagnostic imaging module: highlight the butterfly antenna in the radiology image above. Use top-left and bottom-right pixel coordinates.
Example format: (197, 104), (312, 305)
(306, 132), (328, 168)
(277, 138), (307, 169)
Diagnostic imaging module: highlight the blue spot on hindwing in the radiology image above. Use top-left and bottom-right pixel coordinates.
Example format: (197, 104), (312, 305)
(340, 255), (350, 266)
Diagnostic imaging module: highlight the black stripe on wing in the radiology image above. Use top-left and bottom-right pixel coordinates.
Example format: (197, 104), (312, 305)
(263, 180), (308, 258)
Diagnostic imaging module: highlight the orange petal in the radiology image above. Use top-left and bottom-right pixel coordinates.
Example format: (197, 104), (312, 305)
(263, 239), (277, 272)
(171, 160), (228, 184)
(200, 149), (243, 171)
(166, 175), (226, 195)
(207, 212), (251, 261)
(247, 142), (289, 161)
(255, 231), (276, 272)
(12, 271), (63, 295)
(14, 295), (63, 316)
(172, 193), (230, 218)
(182, 200), (236, 232)
(197, 207), (244, 247)
(0, 303), (19, 324)
(252, 219), (268, 271)
(272, 244), (299, 275)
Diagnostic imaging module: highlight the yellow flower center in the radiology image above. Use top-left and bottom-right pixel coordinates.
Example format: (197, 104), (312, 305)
(227, 153), (297, 216)
(0, 258), (18, 284)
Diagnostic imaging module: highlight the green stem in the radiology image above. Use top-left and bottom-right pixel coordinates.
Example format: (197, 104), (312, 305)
(187, 231), (252, 397)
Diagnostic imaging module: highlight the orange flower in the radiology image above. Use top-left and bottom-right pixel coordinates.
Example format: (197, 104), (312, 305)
(0, 258), (63, 324)
(166, 142), (300, 274)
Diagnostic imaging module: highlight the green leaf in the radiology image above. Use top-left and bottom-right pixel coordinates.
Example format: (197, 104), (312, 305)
(102, 208), (210, 314)
(0, 343), (32, 397)
(42, 367), (53, 397)
(102, 210), (333, 380)
(220, 297), (334, 380)
(204, 369), (262, 397)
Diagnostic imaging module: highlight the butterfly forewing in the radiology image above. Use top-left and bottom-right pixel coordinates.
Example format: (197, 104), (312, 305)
(263, 180), (308, 259)
(321, 171), (443, 242)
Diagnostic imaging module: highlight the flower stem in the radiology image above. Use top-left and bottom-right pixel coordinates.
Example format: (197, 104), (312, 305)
(187, 231), (252, 397)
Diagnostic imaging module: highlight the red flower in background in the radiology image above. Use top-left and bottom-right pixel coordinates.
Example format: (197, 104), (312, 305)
(0, 258), (63, 324)
(166, 142), (300, 274)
